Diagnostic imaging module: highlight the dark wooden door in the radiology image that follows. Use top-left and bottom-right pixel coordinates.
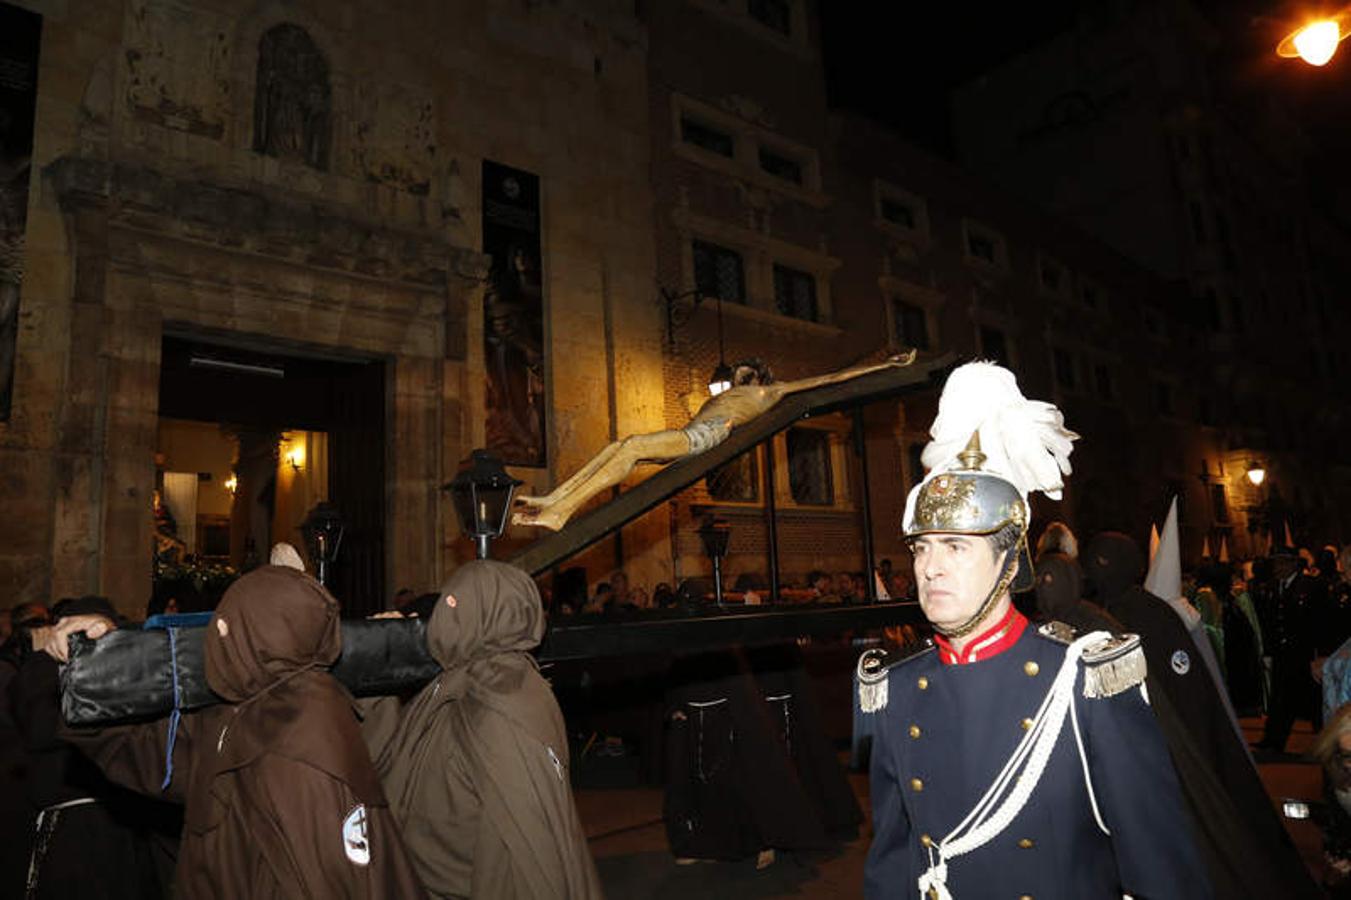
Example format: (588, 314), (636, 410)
(326, 358), (385, 616)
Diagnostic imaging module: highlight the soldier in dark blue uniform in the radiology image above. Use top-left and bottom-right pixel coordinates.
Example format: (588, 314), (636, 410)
(860, 362), (1210, 900)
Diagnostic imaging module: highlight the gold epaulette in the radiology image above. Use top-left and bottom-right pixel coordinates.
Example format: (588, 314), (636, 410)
(856, 639), (934, 713)
(1036, 622), (1147, 699)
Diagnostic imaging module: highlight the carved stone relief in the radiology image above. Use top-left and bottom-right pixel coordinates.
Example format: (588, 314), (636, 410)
(350, 80), (436, 195)
(124, 0), (232, 139)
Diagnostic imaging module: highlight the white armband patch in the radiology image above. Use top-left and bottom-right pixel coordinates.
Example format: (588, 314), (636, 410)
(342, 804), (371, 866)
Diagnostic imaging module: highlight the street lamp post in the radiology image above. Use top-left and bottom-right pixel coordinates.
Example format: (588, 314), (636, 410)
(697, 515), (731, 607)
(300, 501), (345, 588)
(446, 450), (523, 559)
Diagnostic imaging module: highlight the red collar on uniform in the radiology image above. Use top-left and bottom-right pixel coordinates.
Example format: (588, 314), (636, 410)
(932, 605), (1028, 665)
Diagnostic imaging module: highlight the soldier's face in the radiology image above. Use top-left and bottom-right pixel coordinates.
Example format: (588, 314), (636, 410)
(912, 534), (1003, 631)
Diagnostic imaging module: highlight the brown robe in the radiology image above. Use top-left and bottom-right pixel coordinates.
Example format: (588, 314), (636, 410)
(368, 561), (602, 900)
(72, 566), (425, 900)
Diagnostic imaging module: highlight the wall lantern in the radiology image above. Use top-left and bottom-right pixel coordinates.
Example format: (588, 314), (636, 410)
(300, 501), (345, 587)
(661, 286), (736, 396)
(224, 473), (239, 496)
(446, 450), (523, 559)
(1246, 461), (1267, 487)
(697, 515), (732, 607)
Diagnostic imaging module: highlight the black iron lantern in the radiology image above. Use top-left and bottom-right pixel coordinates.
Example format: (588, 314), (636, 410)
(300, 501), (345, 587)
(697, 515), (732, 606)
(446, 450), (523, 559)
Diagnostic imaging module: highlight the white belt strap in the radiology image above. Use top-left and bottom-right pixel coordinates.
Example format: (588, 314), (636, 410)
(917, 632), (1110, 900)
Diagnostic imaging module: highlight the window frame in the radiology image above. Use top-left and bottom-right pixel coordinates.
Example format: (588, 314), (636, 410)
(692, 238), (747, 305)
(873, 180), (931, 244)
(961, 218), (1010, 272)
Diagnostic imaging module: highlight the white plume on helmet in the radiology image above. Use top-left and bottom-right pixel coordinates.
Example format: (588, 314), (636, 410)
(919, 361), (1078, 499)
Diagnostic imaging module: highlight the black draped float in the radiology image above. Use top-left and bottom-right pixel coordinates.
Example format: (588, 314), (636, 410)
(60, 618), (440, 726)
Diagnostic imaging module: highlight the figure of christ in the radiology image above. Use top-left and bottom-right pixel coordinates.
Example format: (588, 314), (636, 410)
(512, 350), (917, 531)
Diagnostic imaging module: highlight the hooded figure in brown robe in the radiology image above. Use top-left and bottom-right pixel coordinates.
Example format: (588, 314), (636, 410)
(366, 560), (603, 899)
(68, 565), (426, 899)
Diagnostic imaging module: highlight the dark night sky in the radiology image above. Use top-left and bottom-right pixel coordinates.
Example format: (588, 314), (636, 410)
(819, 1), (1351, 218)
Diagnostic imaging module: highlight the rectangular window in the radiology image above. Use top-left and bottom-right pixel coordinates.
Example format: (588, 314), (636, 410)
(681, 116), (734, 158)
(748, 0), (792, 35)
(1040, 259), (1064, 294)
(706, 449), (759, 503)
(773, 264), (818, 321)
(1144, 309), (1163, 337)
(1201, 287), (1220, 329)
(1189, 201), (1207, 243)
(880, 197), (916, 229)
(759, 146), (803, 184)
(787, 428), (834, 506)
(1155, 381), (1174, 416)
(893, 299), (930, 351)
(979, 326), (1008, 367)
(693, 240), (745, 303)
(1211, 483), (1230, 524)
(1094, 363), (1114, 401)
(968, 232), (997, 263)
(1053, 348), (1076, 391)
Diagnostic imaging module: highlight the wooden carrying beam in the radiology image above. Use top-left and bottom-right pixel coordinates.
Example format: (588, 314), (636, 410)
(508, 353), (953, 576)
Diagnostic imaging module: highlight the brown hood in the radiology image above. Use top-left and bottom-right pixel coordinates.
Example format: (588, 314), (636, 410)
(204, 565), (342, 702)
(1034, 551), (1083, 620)
(1083, 531), (1146, 610)
(427, 560), (544, 676)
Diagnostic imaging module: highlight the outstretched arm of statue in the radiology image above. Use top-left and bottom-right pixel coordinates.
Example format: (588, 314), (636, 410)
(766, 350), (916, 402)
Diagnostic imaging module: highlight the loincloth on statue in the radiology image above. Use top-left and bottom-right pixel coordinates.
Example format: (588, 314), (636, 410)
(682, 417), (731, 455)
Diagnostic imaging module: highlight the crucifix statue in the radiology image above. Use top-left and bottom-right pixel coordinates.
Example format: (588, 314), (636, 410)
(512, 350), (917, 530)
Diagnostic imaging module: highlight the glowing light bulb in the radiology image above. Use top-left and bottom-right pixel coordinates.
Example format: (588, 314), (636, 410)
(1294, 20), (1341, 66)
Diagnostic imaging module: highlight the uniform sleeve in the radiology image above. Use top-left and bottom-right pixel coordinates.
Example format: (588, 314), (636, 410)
(61, 714), (195, 802)
(246, 756), (426, 900)
(1082, 680), (1213, 900)
(863, 696), (912, 899)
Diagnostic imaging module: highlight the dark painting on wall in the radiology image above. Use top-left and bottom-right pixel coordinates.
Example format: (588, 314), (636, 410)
(0, 3), (40, 422)
(482, 160), (546, 467)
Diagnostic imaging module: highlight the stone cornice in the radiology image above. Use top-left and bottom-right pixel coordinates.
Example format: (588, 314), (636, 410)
(45, 156), (489, 291)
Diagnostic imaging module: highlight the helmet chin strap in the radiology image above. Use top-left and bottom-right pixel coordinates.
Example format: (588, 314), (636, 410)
(932, 540), (1021, 640)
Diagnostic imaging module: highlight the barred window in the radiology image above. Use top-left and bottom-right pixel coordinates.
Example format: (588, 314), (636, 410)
(681, 117), (734, 158)
(773, 265), (818, 321)
(706, 450), (759, 503)
(759, 146), (803, 185)
(787, 428), (834, 506)
(748, 0), (791, 35)
(893, 299), (930, 350)
(693, 240), (746, 303)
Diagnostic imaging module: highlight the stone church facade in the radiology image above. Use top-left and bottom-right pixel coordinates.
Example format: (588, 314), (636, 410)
(3, 0), (662, 614)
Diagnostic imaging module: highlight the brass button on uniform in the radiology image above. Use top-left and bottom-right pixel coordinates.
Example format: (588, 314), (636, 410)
(917, 676), (929, 690)
(1023, 661), (1040, 677)
(909, 724), (922, 739)
(910, 778), (924, 792)
(1021, 717), (1034, 731)
(919, 833), (933, 847)
(1018, 838), (1035, 849)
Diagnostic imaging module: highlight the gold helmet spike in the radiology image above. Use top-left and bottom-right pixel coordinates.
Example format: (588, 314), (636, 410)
(956, 431), (986, 471)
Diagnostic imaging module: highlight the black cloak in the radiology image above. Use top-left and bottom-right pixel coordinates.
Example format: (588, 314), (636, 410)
(1083, 532), (1319, 899)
